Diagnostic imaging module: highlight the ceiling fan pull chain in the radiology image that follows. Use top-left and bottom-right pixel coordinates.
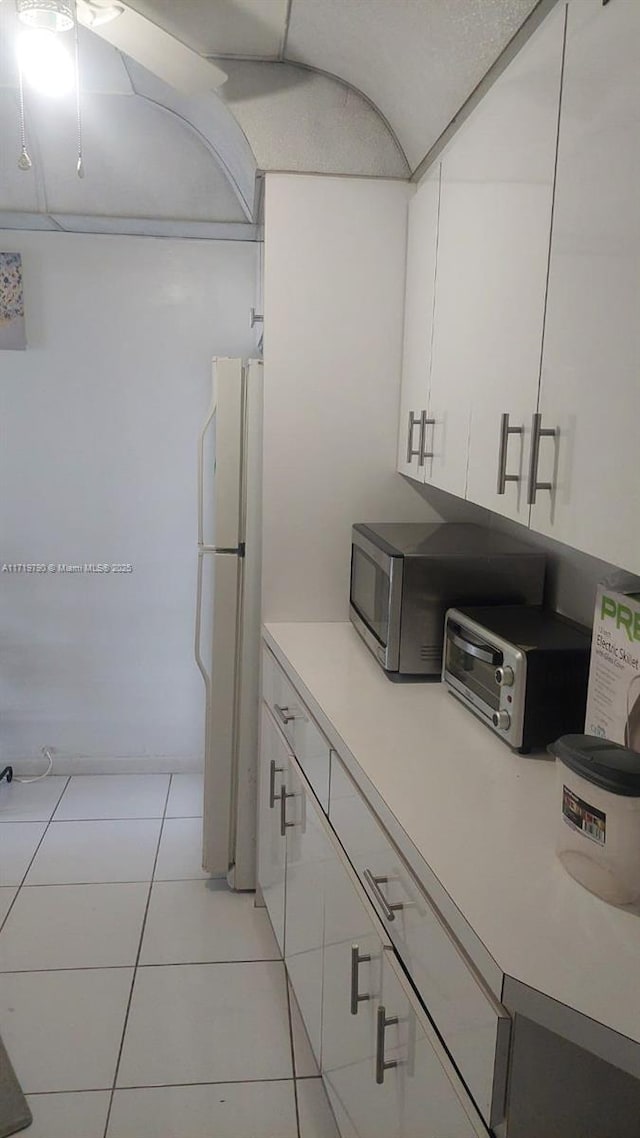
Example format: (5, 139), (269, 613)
(73, 0), (85, 177)
(17, 62), (33, 171)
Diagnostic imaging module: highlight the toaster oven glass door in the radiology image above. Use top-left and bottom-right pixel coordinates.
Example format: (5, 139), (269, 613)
(445, 624), (503, 711)
(350, 545), (391, 648)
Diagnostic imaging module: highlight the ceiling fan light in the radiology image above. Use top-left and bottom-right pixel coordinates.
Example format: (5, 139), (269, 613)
(17, 28), (75, 95)
(16, 0), (74, 33)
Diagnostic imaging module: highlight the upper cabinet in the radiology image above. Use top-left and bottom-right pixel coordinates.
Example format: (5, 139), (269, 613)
(452, 6), (565, 521)
(396, 0), (640, 575)
(396, 166), (441, 481)
(528, 0), (640, 573)
(398, 4), (565, 506)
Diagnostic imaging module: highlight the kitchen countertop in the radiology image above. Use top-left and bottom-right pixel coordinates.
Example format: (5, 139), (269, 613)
(264, 621), (640, 1076)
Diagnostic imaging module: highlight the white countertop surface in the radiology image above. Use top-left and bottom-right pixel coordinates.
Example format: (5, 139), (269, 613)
(264, 621), (640, 1058)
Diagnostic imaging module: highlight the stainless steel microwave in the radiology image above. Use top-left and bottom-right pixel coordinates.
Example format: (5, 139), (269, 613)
(349, 523), (545, 679)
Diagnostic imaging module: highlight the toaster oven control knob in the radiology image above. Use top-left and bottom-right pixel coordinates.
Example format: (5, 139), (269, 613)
(492, 709), (511, 731)
(495, 666), (514, 688)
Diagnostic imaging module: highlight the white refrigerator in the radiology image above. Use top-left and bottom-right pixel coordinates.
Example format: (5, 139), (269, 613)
(195, 357), (263, 890)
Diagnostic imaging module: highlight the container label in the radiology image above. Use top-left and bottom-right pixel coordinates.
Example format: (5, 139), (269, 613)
(562, 786), (606, 845)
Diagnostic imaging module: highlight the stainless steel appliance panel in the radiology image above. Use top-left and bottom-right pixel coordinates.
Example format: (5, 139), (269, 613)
(350, 524), (545, 678)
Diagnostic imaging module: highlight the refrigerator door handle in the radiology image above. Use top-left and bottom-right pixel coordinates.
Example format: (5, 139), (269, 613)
(197, 395), (217, 548)
(194, 549), (211, 696)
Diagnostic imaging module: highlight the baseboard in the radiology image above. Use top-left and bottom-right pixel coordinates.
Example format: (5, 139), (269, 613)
(4, 755), (204, 777)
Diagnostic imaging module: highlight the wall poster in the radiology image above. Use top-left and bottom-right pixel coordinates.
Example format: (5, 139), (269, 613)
(0, 253), (26, 350)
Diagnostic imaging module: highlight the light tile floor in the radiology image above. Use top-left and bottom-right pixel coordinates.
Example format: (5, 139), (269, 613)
(0, 773), (339, 1138)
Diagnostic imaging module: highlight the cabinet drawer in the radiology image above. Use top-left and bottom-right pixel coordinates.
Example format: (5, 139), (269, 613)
(329, 754), (509, 1129)
(262, 647), (331, 810)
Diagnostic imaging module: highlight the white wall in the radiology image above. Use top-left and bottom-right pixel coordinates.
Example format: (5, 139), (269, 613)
(262, 173), (472, 623)
(0, 231), (257, 768)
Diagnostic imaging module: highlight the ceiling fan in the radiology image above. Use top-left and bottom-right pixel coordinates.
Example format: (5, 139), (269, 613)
(16, 0), (228, 94)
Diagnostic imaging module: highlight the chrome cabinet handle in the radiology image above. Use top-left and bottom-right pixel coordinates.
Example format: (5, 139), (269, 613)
(269, 760), (284, 810)
(350, 944), (371, 1015)
(527, 412), (557, 505)
(376, 1006), (399, 1084)
(274, 704), (295, 726)
(406, 411), (422, 463)
(279, 786), (295, 838)
(419, 415), (435, 464)
(363, 869), (403, 922)
(496, 412), (523, 494)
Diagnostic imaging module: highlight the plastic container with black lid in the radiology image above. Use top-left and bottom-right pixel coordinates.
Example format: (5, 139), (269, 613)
(550, 734), (640, 904)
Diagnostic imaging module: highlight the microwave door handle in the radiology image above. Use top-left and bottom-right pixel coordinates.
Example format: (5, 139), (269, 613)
(448, 629), (500, 665)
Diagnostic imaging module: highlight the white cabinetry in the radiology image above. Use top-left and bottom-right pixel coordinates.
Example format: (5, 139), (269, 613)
(380, 950), (488, 1138)
(330, 755), (508, 1127)
(320, 821), (393, 1138)
(396, 167), (441, 481)
(458, 6), (564, 522)
(256, 703), (289, 954)
(396, 6), (564, 509)
(396, 0), (640, 574)
(284, 759), (330, 1066)
(258, 645), (499, 1138)
(321, 800), (487, 1138)
(528, 0), (640, 573)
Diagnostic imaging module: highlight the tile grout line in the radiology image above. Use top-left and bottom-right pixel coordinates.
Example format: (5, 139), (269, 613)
(0, 956), (283, 975)
(285, 979), (302, 1138)
(17, 872), (207, 888)
(0, 776), (70, 935)
(23, 815), (170, 823)
(26, 1074), (307, 1096)
(101, 774), (174, 1138)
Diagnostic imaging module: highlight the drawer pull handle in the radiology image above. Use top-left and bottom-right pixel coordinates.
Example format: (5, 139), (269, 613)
(363, 869), (404, 922)
(350, 944), (371, 1015)
(280, 785), (296, 837)
(375, 1005), (399, 1085)
(274, 704), (296, 726)
(496, 412), (523, 494)
(269, 760), (284, 810)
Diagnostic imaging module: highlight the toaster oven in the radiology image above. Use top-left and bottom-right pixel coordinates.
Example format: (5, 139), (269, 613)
(443, 605), (591, 752)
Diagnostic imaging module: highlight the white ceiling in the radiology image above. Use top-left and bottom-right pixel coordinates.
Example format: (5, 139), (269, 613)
(286, 0), (541, 170)
(0, 0), (548, 232)
(128, 0), (542, 171)
(127, 0), (289, 58)
(0, 90), (247, 221)
(0, 3), (256, 233)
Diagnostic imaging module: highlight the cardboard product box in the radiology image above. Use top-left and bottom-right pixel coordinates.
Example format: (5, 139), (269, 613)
(585, 585), (640, 753)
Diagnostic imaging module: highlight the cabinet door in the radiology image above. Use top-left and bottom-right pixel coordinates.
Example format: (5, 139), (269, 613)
(426, 6), (563, 506)
(396, 167), (441, 482)
(380, 950), (487, 1138)
(321, 839), (398, 1138)
(424, 197), (472, 496)
(529, 0), (640, 573)
(257, 703), (289, 954)
(284, 761), (332, 1066)
(330, 755), (508, 1129)
(461, 5), (565, 523)
(321, 833), (486, 1138)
